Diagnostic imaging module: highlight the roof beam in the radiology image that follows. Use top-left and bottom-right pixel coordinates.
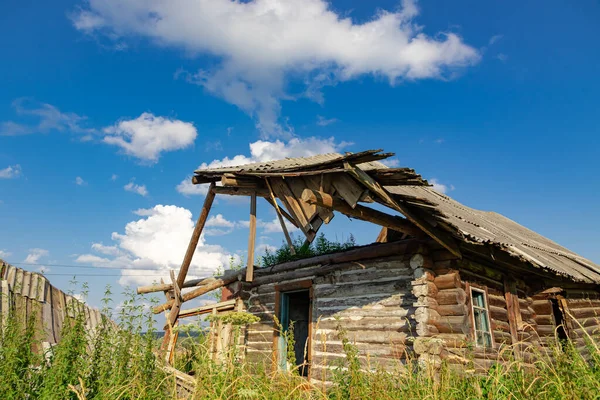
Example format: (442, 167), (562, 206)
(344, 163), (462, 258)
(301, 189), (422, 237)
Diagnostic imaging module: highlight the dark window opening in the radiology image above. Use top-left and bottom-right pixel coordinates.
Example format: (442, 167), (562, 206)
(550, 298), (569, 343)
(279, 290), (311, 377)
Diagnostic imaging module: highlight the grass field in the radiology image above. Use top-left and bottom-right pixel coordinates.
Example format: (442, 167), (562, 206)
(1, 286), (599, 400)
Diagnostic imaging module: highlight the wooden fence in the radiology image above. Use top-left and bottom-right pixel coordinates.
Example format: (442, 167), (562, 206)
(0, 260), (105, 348)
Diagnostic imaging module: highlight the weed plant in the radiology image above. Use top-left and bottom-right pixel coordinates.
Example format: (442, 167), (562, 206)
(1, 282), (599, 399)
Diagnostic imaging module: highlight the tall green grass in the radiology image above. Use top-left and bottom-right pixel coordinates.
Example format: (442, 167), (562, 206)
(1, 284), (599, 399)
(0, 285), (171, 399)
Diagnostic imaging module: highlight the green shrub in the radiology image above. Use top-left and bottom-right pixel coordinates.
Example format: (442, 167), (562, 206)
(261, 233), (356, 268)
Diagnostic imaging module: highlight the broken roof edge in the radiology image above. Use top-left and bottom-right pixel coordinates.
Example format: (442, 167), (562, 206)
(187, 148), (600, 286)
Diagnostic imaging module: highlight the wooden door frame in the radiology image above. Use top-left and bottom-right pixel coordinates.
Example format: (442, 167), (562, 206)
(273, 279), (313, 378)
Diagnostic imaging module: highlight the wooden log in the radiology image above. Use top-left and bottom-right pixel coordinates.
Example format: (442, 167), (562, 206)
(176, 183), (216, 288)
(179, 299), (236, 318)
(212, 186), (270, 197)
(434, 273), (460, 290)
(436, 288), (467, 306)
(138, 276), (217, 295)
(435, 304), (468, 317)
(153, 269), (244, 314)
(568, 307), (600, 319)
(246, 192), (257, 282)
(221, 174), (263, 188)
(432, 316), (467, 334)
(301, 189), (421, 237)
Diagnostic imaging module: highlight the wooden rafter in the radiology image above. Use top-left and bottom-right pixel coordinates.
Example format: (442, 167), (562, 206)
(265, 179), (296, 255)
(269, 177), (317, 242)
(301, 189), (422, 237)
(344, 163), (462, 258)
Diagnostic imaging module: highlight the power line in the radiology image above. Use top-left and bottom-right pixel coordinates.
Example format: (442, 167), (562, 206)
(8, 262), (196, 271)
(41, 273), (172, 277)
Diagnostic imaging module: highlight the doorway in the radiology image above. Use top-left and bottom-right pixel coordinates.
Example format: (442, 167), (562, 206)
(278, 289), (311, 376)
(550, 298), (569, 343)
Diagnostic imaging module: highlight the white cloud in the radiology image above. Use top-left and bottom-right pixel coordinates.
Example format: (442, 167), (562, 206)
(0, 164), (22, 179)
(206, 214), (235, 228)
(177, 179), (211, 197)
(429, 178), (454, 194)
(72, 0), (479, 137)
(75, 254), (111, 264)
(24, 248), (49, 264)
(205, 214), (236, 236)
(0, 250), (11, 259)
(124, 181), (149, 197)
(496, 53), (508, 62)
(103, 113), (197, 163)
(488, 34), (503, 45)
(177, 136), (349, 195)
(75, 176), (87, 186)
(380, 158), (400, 167)
(111, 174), (118, 181)
(199, 137), (346, 169)
(316, 115), (338, 127)
(91, 243), (121, 256)
(77, 205), (233, 286)
(238, 217), (299, 235)
(0, 98), (95, 136)
(256, 243), (277, 255)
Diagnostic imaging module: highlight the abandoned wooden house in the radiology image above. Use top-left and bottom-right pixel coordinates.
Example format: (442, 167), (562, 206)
(138, 149), (600, 382)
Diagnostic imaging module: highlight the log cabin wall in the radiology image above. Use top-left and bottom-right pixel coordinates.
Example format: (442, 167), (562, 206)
(424, 247), (600, 370)
(230, 241), (600, 381)
(425, 250), (519, 371)
(238, 240), (428, 384)
(562, 290), (600, 354)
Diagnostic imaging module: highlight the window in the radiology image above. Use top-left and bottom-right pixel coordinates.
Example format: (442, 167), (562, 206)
(471, 288), (493, 348)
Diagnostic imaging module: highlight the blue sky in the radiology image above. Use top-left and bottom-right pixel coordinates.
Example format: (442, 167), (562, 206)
(0, 0), (598, 312)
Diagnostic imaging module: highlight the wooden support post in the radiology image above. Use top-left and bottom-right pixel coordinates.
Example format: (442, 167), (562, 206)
(160, 278), (176, 353)
(504, 276), (523, 359)
(165, 270), (183, 331)
(344, 163), (462, 258)
(246, 192), (257, 282)
(266, 179), (296, 255)
(176, 182), (216, 288)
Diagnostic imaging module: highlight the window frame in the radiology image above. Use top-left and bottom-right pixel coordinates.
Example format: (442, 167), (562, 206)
(468, 285), (495, 349)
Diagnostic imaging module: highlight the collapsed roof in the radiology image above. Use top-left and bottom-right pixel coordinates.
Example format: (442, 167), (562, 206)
(192, 150), (600, 284)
